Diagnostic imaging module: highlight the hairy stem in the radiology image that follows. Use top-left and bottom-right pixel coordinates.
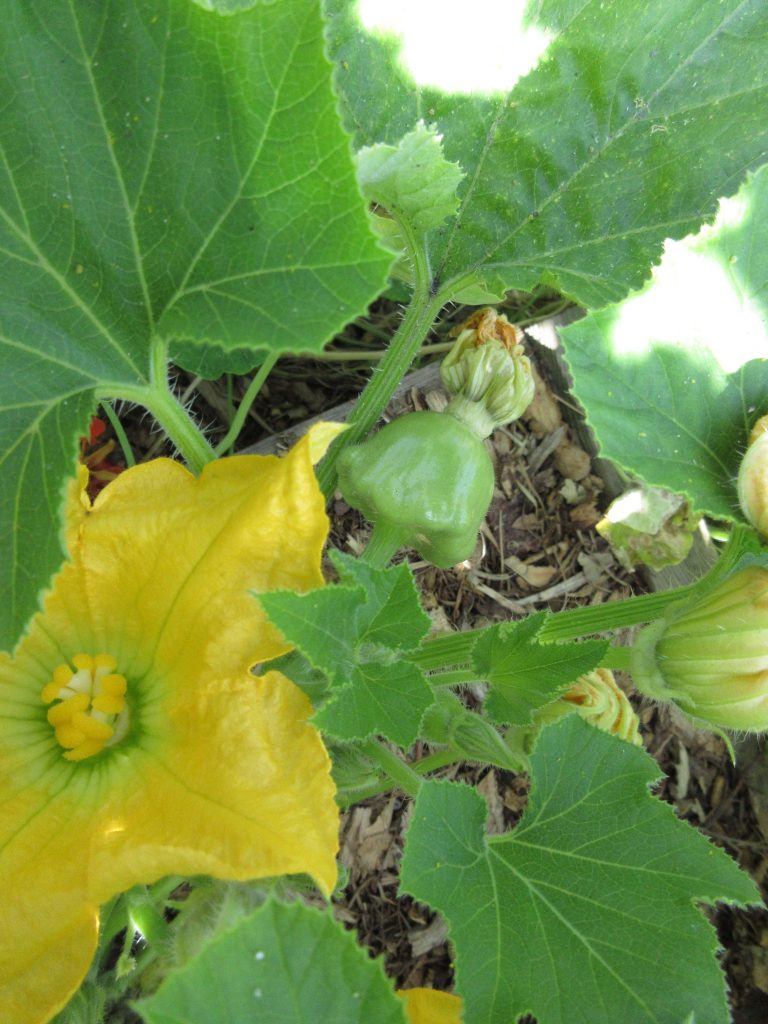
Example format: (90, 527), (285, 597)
(337, 748), (459, 808)
(359, 738), (423, 798)
(99, 339), (215, 473)
(316, 288), (446, 497)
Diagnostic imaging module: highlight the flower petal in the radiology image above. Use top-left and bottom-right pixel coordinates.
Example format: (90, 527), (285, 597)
(1, 425), (343, 1020)
(398, 987), (464, 1024)
(50, 423), (339, 685)
(91, 669), (338, 899)
(0, 722), (98, 1023)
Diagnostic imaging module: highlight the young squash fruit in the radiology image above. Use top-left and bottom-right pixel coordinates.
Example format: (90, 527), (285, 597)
(337, 410), (494, 567)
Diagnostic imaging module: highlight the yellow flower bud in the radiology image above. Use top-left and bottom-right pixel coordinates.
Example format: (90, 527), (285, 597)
(630, 566), (768, 732)
(738, 415), (768, 538)
(536, 668), (642, 746)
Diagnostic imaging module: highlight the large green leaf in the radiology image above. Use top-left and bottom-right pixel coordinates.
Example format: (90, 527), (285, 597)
(326, 0), (768, 306)
(561, 164), (768, 520)
(0, 0), (390, 650)
(259, 552), (434, 746)
(137, 900), (407, 1024)
(401, 716), (759, 1024)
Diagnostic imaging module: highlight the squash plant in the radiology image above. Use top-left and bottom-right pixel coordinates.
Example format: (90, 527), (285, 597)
(1, 1), (767, 1022)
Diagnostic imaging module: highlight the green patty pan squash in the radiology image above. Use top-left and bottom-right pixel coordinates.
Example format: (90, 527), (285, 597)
(337, 410), (494, 568)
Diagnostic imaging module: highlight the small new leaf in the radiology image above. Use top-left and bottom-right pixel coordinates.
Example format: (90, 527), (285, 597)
(258, 553), (433, 747)
(472, 613), (607, 725)
(356, 123), (464, 268)
(401, 716), (760, 1024)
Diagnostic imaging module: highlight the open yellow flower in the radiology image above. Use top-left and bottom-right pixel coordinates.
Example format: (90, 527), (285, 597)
(0, 424), (344, 1024)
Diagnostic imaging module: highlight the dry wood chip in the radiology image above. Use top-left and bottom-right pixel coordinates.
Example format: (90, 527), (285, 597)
(408, 916), (449, 957)
(522, 362), (563, 435)
(477, 770), (506, 835)
(340, 798), (398, 874)
(505, 553), (559, 589)
(553, 440), (592, 481)
(569, 501), (603, 528)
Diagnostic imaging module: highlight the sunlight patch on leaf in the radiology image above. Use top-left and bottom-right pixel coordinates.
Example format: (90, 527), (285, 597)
(562, 165), (768, 520)
(610, 184), (768, 372)
(357, 0), (552, 94)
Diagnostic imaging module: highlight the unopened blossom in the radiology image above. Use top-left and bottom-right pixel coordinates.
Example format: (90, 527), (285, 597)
(536, 668), (642, 746)
(440, 307), (535, 438)
(0, 424), (343, 1024)
(738, 414), (768, 539)
(630, 565), (768, 732)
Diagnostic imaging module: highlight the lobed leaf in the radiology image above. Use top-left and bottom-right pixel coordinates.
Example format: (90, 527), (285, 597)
(326, 0), (768, 307)
(472, 613), (607, 724)
(356, 123), (464, 276)
(401, 716), (759, 1024)
(0, 0), (390, 650)
(259, 553), (434, 746)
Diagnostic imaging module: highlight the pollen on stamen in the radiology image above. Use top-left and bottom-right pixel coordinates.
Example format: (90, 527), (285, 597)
(42, 654), (130, 761)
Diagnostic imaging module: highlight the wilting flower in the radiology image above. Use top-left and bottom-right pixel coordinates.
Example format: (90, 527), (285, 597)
(399, 987), (463, 1024)
(440, 307), (534, 437)
(535, 668), (642, 746)
(630, 565), (768, 732)
(0, 424), (343, 1024)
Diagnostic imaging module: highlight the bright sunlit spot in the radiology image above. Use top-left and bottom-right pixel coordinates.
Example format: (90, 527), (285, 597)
(358, 0), (552, 94)
(611, 192), (767, 373)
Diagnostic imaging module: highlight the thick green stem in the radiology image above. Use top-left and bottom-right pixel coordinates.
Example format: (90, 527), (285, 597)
(360, 521), (409, 569)
(410, 584), (701, 673)
(100, 400), (136, 467)
(316, 288), (447, 498)
(359, 738), (423, 798)
(98, 339), (215, 473)
(337, 748), (459, 808)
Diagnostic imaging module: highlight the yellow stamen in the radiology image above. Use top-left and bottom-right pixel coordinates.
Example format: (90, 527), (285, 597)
(42, 654), (130, 761)
(71, 712), (113, 741)
(40, 681), (63, 703)
(53, 664), (74, 687)
(47, 693), (90, 726)
(55, 724), (87, 748)
(64, 738), (107, 762)
(101, 674), (127, 697)
(92, 693), (125, 715)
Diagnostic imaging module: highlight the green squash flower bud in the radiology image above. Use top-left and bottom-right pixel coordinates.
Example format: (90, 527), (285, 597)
(440, 307), (535, 438)
(630, 566), (768, 732)
(738, 414), (768, 539)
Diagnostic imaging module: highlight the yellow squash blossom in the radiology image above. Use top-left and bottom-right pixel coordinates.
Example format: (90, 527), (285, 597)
(0, 424), (344, 1024)
(399, 987), (464, 1023)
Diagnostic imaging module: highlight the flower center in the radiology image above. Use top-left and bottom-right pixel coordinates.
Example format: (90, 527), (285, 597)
(41, 653), (130, 761)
